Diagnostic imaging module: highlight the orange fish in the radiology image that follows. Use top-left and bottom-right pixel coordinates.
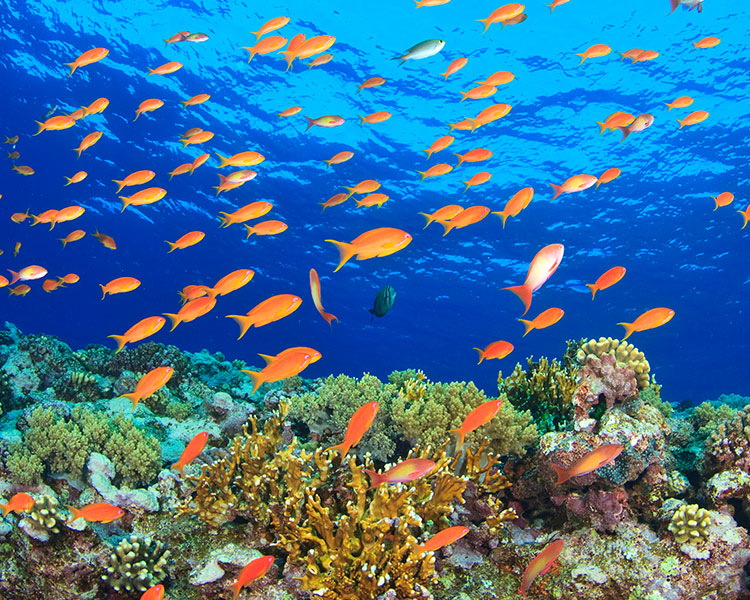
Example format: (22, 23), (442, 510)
(738, 203), (750, 230)
(181, 93), (210, 110)
(30, 209), (59, 229)
(208, 269), (255, 298)
(141, 584), (164, 600)
(172, 431), (208, 475)
(93, 229), (117, 250)
(358, 76), (386, 93)
(218, 201), (272, 226)
(326, 401), (379, 456)
(320, 192), (349, 212)
(8, 284), (31, 297)
(665, 96), (693, 111)
(450, 399), (503, 450)
(64, 47), (109, 76)
(576, 44), (611, 64)
(73, 131), (102, 158)
(0, 492), (34, 517)
(66, 502), (124, 524)
(164, 296), (217, 331)
(169, 163), (192, 180)
(121, 366), (174, 410)
(677, 110), (709, 129)
(229, 556), (275, 600)
(214, 170), (256, 195)
(7, 150), (20, 159)
(101, 277), (141, 299)
(148, 61), (182, 75)
(551, 443), (623, 484)
(618, 307), (675, 340)
(419, 205), (464, 229)
(417, 163), (453, 180)
(86, 97), (109, 114)
(11, 165), (35, 176)
(43, 279), (64, 293)
(355, 193), (389, 209)
(633, 50), (659, 63)
(415, 0), (451, 6)
(360, 111), (392, 126)
(283, 35), (335, 70)
(596, 168), (621, 189)
(227, 294), (302, 339)
(68, 108), (88, 121)
(0, 276), (8, 288)
(108, 316), (166, 352)
(164, 31), (189, 46)
(344, 179), (381, 198)
(441, 57), (467, 80)
(476, 71), (514, 86)
(326, 228), (412, 272)
(447, 119), (473, 133)
(619, 48), (644, 62)
(57, 208), (85, 229)
(134, 99), (164, 121)
(477, 4), (525, 32)
(9, 265), (47, 284)
(215, 151), (265, 168)
(309, 268), (338, 326)
(712, 192), (734, 210)
(474, 340), (514, 364)
(56, 273), (79, 285)
(503, 12), (527, 26)
(586, 266), (626, 300)
(113, 170), (155, 193)
(245, 220), (288, 237)
(120, 187), (166, 212)
(618, 113), (655, 141)
(694, 36), (719, 49)
(179, 284), (211, 304)
(59, 230), (86, 248)
(33, 115), (75, 136)
(365, 458), (435, 489)
(165, 231), (205, 253)
(4, 135), (19, 144)
(310, 52), (333, 67)
(252, 16), (289, 40)
(461, 172), (492, 193)
(241, 347), (322, 394)
(182, 130), (214, 148)
(64, 171), (87, 186)
(182, 127), (203, 139)
(503, 243), (564, 316)
(519, 539), (565, 598)
(492, 186), (534, 228)
(324, 150), (354, 168)
(278, 106), (302, 118)
(11, 210), (30, 224)
(459, 84), (496, 102)
(455, 148), (492, 166)
(190, 153), (210, 174)
(518, 307), (564, 336)
(439, 205), (490, 236)
(424, 135), (454, 159)
(415, 526), (468, 554)
(241, 35), (288, 62)
(595, 112), (635, 135)
(546, 0), (570, 11)
(467, 103), (513, 131)
(549, 174), (597, 200)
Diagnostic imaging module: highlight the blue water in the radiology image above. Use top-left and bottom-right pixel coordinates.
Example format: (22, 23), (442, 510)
(1, 0), (748, 404)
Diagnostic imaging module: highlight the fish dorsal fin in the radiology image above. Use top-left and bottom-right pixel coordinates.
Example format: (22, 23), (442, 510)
(258, 353), (276, 365)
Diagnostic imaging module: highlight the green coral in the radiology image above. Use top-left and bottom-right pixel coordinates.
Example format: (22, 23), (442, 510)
(102, 534), (170, 592)
(639, 384), (672, 417)
(668, 504), (711, 544)
(6, 406), (161, 487)
(690, 402), (735, 441)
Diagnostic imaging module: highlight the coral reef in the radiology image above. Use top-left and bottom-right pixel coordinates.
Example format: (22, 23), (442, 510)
(576, 337), (650, 389)
(572, 354), (638, 432)
(702, 404), (750, 476)
(668, 504), (711, 544)
(102, 534), (171, 593)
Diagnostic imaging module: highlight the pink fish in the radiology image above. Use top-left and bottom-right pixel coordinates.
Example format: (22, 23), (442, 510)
(365, 458), (435, 490)
(519, 539), (565, 598)
(503, 244), (564, 316)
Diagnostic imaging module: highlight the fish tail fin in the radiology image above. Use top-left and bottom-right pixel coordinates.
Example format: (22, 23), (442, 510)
(665, 102), (674, 111)
(595, 179), (602, 189)
(476, 18), (491, 33)
(586, 284), (597, 300)
(112, 179), (125, 193)
(181, 139), (190, 148)
(180, 101), (187, 110)
(227, 315), (255, 341)
(250, 30), (262, 41)
(171, 461), (185, 475)
(0, 503), (10, 517)
(217, 212), (231, 227)
(551, 463), (570, 484)
(33, 121), (44, 136)
(454, 153), (464, 166)
(120, 392), (139, 411)
(325, 239), (356, 272)
(595, 120), (608, 135)
(461, 180), (471, 193)
(133, 111), (140, 122)
(416, 171), (427, 181)
(618, 126), (631, 141)
(503, 284), (532, 316)
(440, 220), (455, 237)
(547, 2), (556, 12)
(473, 348), (485, 365)
(240, 370), (265, 394)
(321, 310), (338, 327)
(65, 505), (83, 524)
(304, 117), (314, 131)
(64, 63), (77, 77)
(165, 241), (178, 253)
(74, 148), (82, 159)
(738, 210), (750, 230)
(364, 469), (386, 490)
(63, 177), (72, 186)
(576, 53), (586, 65)
(448, 428), (466, 451)
(163, 313), (181, 332)
(669, 0), (679, 13)
(518, 318), (534, 337)
(244, 225), (256, 237)
(59, 238), (68, 248)
(459, 91), (469, 102)
(711, 196), (719, 211)
(677, 118), (686, 129)
(324, 442), (349, 457)
(359, 115), (367, 126)
(215, 153), (229, 168)
(467, 118), (482, 133)
(99, 284), (107, 300)
(8, 270), (19, 285)
(549, 183), (564, 200)
(491, 210), (510, 228)
(419, 212), (434, 229)
(118, 196), (129, 213)
(617, 321), (635, 340)
(355, 199), (364, 208)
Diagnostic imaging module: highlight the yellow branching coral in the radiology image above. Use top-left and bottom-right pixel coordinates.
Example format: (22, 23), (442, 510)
(576, 337), (650, 388)
(176, 403), (516, 599)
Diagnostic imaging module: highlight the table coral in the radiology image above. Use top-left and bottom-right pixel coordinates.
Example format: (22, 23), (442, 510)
(576, 337), (650, 389)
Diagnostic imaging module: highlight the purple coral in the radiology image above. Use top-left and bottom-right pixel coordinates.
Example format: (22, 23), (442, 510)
(573, 354), (638, 430)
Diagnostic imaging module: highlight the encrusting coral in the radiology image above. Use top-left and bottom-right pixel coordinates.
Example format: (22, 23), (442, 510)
(668, 504), (711, 544)
(702, 404), (750, 476)
(176, 403), (517, 599)
(102, 534), (171, 592)
(576, 337), (650, 389)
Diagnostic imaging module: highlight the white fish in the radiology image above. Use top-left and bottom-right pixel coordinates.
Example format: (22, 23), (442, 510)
(393, 39), (445, 65)
(669, 0), (704, 13)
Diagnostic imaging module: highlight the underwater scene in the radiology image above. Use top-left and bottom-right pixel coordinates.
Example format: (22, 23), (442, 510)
(1, 0), (749, 598)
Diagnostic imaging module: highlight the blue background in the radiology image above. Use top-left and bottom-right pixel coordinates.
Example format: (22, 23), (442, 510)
(0, 0), (748, 403)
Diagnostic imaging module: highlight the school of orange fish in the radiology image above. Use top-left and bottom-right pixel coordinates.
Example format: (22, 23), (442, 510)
(0, 2), (738, 598)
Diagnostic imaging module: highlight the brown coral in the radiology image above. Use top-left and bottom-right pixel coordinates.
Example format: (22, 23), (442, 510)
(576, 337), (650, 389)
(702, 405), (750, 476)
